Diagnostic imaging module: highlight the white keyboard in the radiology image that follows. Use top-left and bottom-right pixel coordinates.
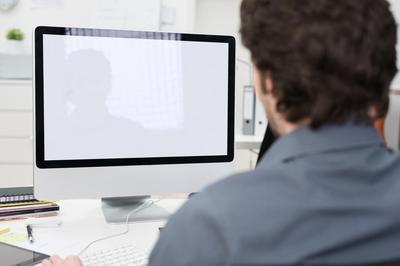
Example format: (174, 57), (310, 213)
(80, 244), (148, 266)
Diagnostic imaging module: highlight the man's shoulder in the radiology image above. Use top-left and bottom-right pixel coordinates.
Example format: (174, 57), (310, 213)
(164, 165), (307, 252)
(204, 163), (294, 198)
(183, 164), (298, 220)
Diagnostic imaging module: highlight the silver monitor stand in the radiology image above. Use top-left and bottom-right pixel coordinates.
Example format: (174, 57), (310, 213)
(101, 196), (170, 223)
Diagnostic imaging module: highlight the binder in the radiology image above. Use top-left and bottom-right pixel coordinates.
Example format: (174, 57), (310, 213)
(0, 187), (59, 220)
(243, 86), (255, 135)
(254, 97), (267, 136)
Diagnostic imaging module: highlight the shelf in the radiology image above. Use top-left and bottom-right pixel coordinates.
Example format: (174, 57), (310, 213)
(235, 134), (263, 150)
(0, 79), (32, 85)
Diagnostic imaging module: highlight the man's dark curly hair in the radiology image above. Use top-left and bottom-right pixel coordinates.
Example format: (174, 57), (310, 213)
(240, 0), (398, 129)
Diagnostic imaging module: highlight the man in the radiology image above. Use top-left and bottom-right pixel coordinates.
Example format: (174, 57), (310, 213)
(43, 0), (400, 265)
(150, 0), (400, 265)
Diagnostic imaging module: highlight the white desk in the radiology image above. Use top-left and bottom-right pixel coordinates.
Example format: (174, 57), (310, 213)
(0, 198), (185, 259)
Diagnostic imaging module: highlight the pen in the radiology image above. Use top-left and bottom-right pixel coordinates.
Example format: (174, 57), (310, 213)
(26, 225), (34, 243)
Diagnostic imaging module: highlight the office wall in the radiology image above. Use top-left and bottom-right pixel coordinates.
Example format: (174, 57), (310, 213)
(0, 0), (196, 53)
(389, 0), (400, 90)
(161, 0), (196, 32)
(386, 93), (400, 149)
(386, 0), (400, 149)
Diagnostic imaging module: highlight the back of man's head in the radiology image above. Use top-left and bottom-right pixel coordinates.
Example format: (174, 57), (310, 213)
(240, 0), (398, 129)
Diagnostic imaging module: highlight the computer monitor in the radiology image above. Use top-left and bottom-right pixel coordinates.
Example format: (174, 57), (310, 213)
(33, 26), (235, 221)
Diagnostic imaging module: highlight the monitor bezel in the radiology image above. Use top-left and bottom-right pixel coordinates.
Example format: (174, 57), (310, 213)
(34, 26), (235, 169)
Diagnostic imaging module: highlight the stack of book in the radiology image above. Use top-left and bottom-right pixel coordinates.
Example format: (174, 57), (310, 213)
(0, 187), (59, 220)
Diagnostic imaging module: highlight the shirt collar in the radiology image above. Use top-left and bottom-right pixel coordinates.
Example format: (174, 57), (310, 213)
(259, 122), (384, 165)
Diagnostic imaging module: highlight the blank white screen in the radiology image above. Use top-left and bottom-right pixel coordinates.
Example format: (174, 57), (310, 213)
(42, 34), (229, 160)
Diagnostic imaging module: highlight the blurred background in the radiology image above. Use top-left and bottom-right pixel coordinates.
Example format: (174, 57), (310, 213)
(0, 0), (399, 188)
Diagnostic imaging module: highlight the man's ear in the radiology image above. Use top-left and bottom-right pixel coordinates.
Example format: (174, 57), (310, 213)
(259, 71), (279, 115)
(265, 72), (274, 94)
(259, 71), (274, 95)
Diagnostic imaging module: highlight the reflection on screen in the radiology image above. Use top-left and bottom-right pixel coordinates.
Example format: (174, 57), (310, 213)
(43, 34), (229, 161)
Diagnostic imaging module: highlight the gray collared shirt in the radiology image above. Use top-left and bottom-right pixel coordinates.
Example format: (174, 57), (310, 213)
(149, 123), (400, 265)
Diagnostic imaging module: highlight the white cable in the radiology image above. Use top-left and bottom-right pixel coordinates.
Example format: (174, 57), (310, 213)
(79, 199), (160, 256)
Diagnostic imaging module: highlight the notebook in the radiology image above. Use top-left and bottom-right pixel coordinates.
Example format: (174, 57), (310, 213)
(0, 187), (59, 220)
